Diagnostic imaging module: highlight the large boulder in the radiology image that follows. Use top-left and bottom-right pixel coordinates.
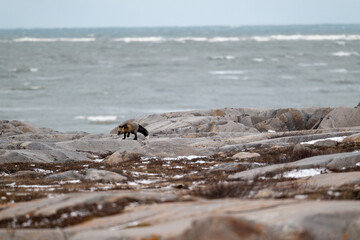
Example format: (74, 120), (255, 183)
(319, 107), (360, 129)
(84, 169), (127, 182)
(0, 120), (40, 136)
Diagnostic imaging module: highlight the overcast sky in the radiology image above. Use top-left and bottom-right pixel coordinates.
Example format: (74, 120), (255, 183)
(1, 0), (360, 29)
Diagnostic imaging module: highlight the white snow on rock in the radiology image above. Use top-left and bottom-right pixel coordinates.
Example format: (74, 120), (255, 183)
(300, 136), (345, 145)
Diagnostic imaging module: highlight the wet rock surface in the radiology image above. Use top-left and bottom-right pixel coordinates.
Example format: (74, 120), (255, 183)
(1, 106), (360, 239)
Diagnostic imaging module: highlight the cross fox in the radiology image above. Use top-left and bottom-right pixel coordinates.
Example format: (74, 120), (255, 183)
(117, 122), (149, 140)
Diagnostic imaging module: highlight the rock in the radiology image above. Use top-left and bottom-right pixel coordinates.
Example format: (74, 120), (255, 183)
(0, 150), (50, 163)
(232, 152), (260, 160)
(175, 216), (270, 240)
(212, 121), (259, 133)
(55, 137), (142, 156)
(63, 198), (360, 240)
(319, 107), (360, 129)
(254, 189), (277, 199)
(305, 107), (333, 129)
(84, 169), (127, 182)
(20, 141), (54, 150)
(107, 151), (143, 165)
(254, 117), (286, 132)
(343, 133), (360, 143)
(313, 139), (338, 147)
(229, 151), (360, 180)
(0, 229), (65, 240)
(0, 120), (40, 135)
(292, 143), (309, 153)
(13, 170), (43, 178)
(46, 170), (85, 180)
(207, 163), (244, 172)
(298, 172), (360, 188)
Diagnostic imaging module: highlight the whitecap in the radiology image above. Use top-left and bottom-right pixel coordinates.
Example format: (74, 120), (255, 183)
(331, 51), (360, 57)
(209, 70), (247, 75)
(329, 69), (348, 73)
(252, 58), (264, 63)
(218, 75), (240, 80)
(112, 37), (165, 43)
(252, 34), (360, 42)
(298, 62), (328, 67)
(174, 37), (207, 42)
(13, 37), (96, 42)
(208, 55), (235, 60)
(87, 116), (117, 124)
(208, 37), (240, 42)
(279, 75), (296, 80)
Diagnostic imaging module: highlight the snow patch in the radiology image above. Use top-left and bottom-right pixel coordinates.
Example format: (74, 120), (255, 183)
(280, 168), (328, 179)
(300, 136), (345, 145)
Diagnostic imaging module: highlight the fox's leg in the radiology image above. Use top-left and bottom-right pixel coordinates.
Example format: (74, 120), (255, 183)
(132, 131), (137, 140)
(123, 132), (127, 139)
(127, 132), (130, 137)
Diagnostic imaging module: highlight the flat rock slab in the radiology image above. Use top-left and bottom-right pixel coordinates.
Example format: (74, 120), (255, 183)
(0, 191), (182, 223)
(61, 199), (360, 240)
(2, 198), (359, 240)
(229, 151), (360, 180)
(296, 171), (360, 188)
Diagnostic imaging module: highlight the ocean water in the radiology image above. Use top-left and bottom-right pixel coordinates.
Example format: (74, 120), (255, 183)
(1, 25), (360, 133)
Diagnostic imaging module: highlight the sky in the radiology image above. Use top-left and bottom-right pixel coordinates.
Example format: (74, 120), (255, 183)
(1, 0), (360, 29)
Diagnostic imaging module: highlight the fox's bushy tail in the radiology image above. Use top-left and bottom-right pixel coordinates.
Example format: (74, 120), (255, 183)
(138, 124), (149, 138)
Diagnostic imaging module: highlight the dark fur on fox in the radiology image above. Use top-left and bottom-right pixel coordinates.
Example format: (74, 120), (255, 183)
(117, 122), (149, 140)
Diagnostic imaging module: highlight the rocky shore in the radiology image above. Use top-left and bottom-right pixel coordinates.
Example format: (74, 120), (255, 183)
(1, 106), (360, 239)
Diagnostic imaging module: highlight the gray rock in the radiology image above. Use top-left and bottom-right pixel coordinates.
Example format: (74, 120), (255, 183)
(107, 151), (147, 165)
(306, 107), (333, 129)
(20, 141), (54, 150)
(85, 169), (127, 182)
(55, 137), (141, 155)
(343, 133), (360, 143)
(46, 170), (85, 180)
(229, 151), (360, 180)
(313, 139), (338, 147)
(0, 150), (50, 163)
(0, 229), (65, 240)
(232, 152), (260, 160)
(13, 170), (43, 178)
(175, 216), (270, 240)
(208, 162), (265, 172)
(64, 199), (360, 240)
(298, 172), (360, 188)
(319, 107), (360, 129)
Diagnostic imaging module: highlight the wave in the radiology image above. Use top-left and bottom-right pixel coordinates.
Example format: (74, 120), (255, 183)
(9, 67), (38, 73)
(13, 37), (96, 42)
(209, 70), (248, 75)
(111, 35), (360, 43)
(329, 69), (348, 73)
(8, 34), (360, 44)
(112, 37), (165, 43)
(208, 55), (235, 60)
(252, 34), (360, 41)
(298, 62), (328, 67)
(75, 115), (118, 124)
(331, 51), (360, 57)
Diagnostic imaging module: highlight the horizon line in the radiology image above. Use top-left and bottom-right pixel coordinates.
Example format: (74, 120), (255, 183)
(1, 23), (360, 30)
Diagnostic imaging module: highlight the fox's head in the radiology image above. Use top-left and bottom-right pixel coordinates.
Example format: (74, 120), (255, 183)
(117, 125), (127, 135)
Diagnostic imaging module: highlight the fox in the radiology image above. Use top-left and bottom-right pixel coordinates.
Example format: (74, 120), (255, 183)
(117, 122), (149, 140)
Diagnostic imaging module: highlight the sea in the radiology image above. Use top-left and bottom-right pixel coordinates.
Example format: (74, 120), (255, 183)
(1, 24), (360, 133)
